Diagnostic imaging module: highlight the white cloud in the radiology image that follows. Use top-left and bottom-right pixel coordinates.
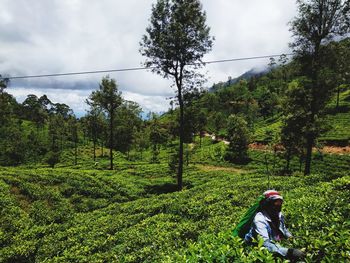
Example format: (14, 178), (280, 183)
(7, 87), (91, 117)
(0, 0), (297, 115)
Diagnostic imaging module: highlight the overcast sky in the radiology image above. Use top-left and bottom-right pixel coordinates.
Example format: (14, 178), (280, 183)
(0, 0), (296, 117)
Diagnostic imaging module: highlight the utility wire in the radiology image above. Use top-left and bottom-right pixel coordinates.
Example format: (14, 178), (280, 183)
(1, 53), (293, 80)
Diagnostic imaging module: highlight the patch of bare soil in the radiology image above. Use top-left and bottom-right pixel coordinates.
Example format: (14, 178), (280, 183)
(206, 133), (350, 154)
(249, 143), (269, 151)
(321, 146), (350, 154)
(196, 165), (246, 173)
(249, 143), (350, 155)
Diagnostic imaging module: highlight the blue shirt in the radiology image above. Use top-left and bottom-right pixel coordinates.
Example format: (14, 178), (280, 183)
(244, 211), (292, 257)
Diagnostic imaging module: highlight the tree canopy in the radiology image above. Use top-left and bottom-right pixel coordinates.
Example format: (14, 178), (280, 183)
(140, 0), (213, 190)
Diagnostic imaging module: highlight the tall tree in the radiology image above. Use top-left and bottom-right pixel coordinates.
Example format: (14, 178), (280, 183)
(289, 0), (350, 175)
(85, 106), (105, 162)
(46, 114), (63, 168)
(134, 127), (149, 161)
(225, 114), (251, 164)
(114, 100), (142, 156)
(67, 116), (79, 165)
(22, 94), (48, 129)
(148, 113), (168, 163)
(0, 77), (26, 165)
(0, 76), (12, 126)
(50, 103), (73, 119)
(140, 0), (213, 190)
(325, 38), (350, 108)
(87, 76), (122, 170)
(281, 78), (311, 172)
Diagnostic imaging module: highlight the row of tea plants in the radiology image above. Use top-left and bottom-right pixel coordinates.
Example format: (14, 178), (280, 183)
(1, 145), (349, 262)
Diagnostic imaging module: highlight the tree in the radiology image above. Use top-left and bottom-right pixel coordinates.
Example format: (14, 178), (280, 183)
(134, 127), (149, 161)
(67, 117), (79, 165)
(87, 76), (122, 170)
(289, 0), (350, 175)
(22, 94), (48, 129)
(324, 38), (350, 108)
(85, 106), (105, 162)
(50, 103), (73, 119)
(0, 76), (13, 126)
(210, 111), (226, 136)
(47, 114), (63, 164)
(0, 77), (27, 165)
(45, 150), (60, 168)
(0, 120), (26, 165)
(114, 100), (142, 157)
(25, 130), (46, 163)
(225, 114), (251, 164)
(148, 114), (168, 163)
(197, 110), (207, 148)
(140, 0), (213, 190)
(281, 78), (312, 173)
(254, 85), (279, 118)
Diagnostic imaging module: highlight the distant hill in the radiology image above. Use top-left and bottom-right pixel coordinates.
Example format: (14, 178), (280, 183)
(209, 67), (269, 92)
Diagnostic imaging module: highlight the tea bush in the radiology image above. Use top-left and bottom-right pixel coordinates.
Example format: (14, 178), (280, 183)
(0, 151), (349, 262)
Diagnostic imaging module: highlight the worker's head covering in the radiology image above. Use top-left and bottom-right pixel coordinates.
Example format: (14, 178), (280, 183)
(263, 190), (283, 202)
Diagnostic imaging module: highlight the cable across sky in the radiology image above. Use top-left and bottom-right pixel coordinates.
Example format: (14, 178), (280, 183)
(1, 53), (293, 80)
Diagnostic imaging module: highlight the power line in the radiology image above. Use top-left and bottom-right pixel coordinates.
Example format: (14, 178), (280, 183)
(203, 54), (292, 64)
(1, 53), (293, 80)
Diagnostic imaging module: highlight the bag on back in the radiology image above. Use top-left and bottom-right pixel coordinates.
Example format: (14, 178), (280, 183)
(232, 195), (264, 238)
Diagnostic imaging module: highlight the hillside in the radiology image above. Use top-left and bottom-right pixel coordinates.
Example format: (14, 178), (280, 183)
(1, 1), (350, 262)
(1, 139), (349, 262)
(253, 89), (350, 145)
(209, 67), (269, 92)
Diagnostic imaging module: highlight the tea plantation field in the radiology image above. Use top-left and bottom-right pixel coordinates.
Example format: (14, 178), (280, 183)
(254, 89), (350, 145)
(1, 148), (349, 262)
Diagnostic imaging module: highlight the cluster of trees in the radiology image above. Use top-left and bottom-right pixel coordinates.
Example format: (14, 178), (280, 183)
(171, 0), (350, 176)
(1, 0), (349, 186)
(0, 76), (146, 167)
(0, 74), (177, 171)
(178, 36), (349, 173)
(83, 76), (144, 169)
(0, 78), (77, 166)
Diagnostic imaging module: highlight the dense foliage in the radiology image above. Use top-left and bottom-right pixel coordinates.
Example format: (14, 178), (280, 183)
(0, 1), (349, 261)
(0, 141), (349, 262)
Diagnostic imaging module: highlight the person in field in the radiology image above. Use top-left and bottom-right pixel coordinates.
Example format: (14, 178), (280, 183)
(234, 190), (305, 261)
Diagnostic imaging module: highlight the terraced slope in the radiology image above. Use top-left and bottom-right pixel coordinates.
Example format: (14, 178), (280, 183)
(1, 152), (349, 262)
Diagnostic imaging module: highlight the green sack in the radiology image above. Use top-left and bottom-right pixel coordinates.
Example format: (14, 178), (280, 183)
(232, 195), (265, 238)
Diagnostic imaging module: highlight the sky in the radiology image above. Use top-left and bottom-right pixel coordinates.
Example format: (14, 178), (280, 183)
(0, 0), (297, 117)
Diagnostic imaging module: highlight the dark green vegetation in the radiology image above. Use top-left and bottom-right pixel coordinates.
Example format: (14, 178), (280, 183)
(1, 141), (349, 262)
(288, 0), (349, 175)
(1, 0), (350, 261)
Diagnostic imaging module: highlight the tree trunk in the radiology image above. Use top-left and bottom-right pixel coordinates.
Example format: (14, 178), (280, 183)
(60, 135), (63, 151)
(186, 144), (189, 166)
(304, 134), (313, 175)
(285, 148), (291, 172)
(93, 137), (96, 162)
(101, 140), (104, 157)
(304, 46), (320, 176)
(109, 112), (114, 170)
(177, 88), (184, 191)
(336, 86), (340, 109)
(74, 139), (78, 165)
